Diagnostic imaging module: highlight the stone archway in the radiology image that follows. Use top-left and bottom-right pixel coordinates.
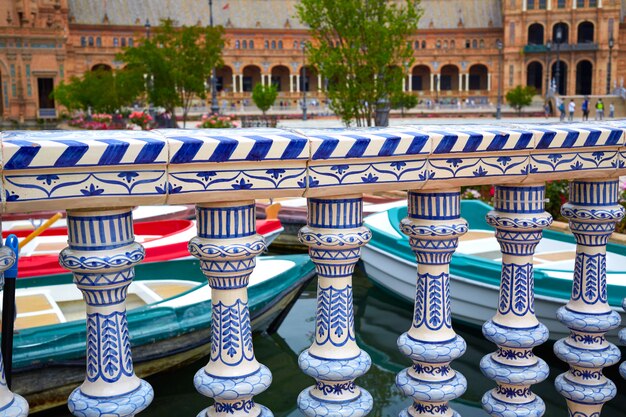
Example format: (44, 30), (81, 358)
(215, 66), (233, 92)
(242, 65), (262, 92)
(411, 65), (430, 91)
(527, 61), (543, 93)
(575, 60), (593, 95)
(551, 61), (568, 95)
(440, 64), (459, 91)
(469, 64), (488, 90)
(528, 23), (544, 45)
(271, 65), (291, 92)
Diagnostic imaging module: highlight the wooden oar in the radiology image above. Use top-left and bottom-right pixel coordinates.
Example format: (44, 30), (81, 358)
(18, 212), (63, 250)
(1, 234), (19, 388)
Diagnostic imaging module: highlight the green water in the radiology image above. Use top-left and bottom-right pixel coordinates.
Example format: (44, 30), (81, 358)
(39, 264), (626, 417)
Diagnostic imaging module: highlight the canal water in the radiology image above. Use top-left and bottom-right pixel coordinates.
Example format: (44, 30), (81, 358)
(38, 263), (626, 417)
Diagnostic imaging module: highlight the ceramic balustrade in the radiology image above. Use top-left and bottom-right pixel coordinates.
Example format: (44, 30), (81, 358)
(60, 208), (154, 417)
(297, 195), (373, 417)
(0, 124), (625, 417)
(480, 185), (552, 417)
(396, 189), (468, 417)
(189, 201), (272, 417)
(0, 239), (28, 417)
(555, 179), (625, 417)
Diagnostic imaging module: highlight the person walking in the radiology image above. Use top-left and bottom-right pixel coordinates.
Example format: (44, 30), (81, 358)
(568, 99), (575, 122)
(544, 101), (550, 118)
(595, 99), (604, 120)
(581, 97), (589, 121)
(558, 100), (566, 121)
(610, 102), (615, 118)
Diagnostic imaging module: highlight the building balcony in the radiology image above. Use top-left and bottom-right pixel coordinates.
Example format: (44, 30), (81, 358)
(524, 42), (599, 53)
(0, 124), (625, 417)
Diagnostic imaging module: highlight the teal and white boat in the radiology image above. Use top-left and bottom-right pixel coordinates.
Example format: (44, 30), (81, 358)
(6, 255), (316, 413)
(361, 200), (626, 341)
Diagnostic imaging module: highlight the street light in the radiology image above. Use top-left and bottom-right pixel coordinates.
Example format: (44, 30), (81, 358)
(143, 73), (154, 116)
(208, 0), (219, 115)
(607, 35), (615, 94)
(545, 40), (552, 99)
(555, 25), (562, 96)
(496, 39), (503, 119)
(144, 19), (151, 40)
(301, 40), (308, 121)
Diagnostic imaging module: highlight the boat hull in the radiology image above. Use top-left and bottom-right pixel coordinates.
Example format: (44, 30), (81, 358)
(362, 244), (624, 342)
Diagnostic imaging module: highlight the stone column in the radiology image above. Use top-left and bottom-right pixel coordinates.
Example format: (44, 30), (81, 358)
(458, 73), (463, 91)
(430, 74), (434, 92)
(290, 75), (294, 93)
(0, 239), (28, 417)
(232, 75), (238, 93)
(298, 195), (373, 417)
(318, 74), (322, 92)
(396, 190), (468, 417)
(402, 77), (406, 92)
(487, 73), (492, 91)
(60, 208), (153, 417)
(555, 180), (624, 416)
(465, 74), (469, 92)
(296, 75), (301, 93)
(190, 202), (272, 417)
(239, 76), (244, 94)
(481, 185), (552, 417)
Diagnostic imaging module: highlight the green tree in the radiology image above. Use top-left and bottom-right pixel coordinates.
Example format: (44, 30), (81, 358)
(252, 84), (278, 116)
(52, 69), (143, 113)
(505, 85), (537, 115)
(391, 92), (419, 118)
(296, 0), (422, 127)
(118, 19), (225, 127)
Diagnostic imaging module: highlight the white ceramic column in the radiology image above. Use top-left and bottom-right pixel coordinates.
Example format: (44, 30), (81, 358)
(290, 75), (294, 93)
(61, 208), (153, 417)
(555, 180), (624, 416)
(0, 238), (28, 417)
(296, 75), (301, 93)
(396, 190), (468, 417)
(232, 75), (238, 93)
(458, 73), (463, 91)
(480, 185), (552, 417)
(430, 74), (434, 92)
(239, 76), (244, 94)
(298, 195), (373, 417)
(190, 202), (272, 417)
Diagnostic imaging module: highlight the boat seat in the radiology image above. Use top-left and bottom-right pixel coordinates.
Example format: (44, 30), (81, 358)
(534, 251), (576, 263)
(459, 231), (493, 241)
(15, 313), (60, 329)
(144, 283), (196, 300)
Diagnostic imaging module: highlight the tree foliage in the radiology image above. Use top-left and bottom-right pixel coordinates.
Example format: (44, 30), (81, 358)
(252, 84), (278, 115)
(52, 69), (143, 113)
(118, 19), (225, 126)
(296, 0), (422, 126)
(391, 92), (419, 117)
(505, 85), (537, 114)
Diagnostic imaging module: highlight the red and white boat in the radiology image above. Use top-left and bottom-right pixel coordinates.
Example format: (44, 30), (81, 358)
(3, 218), (283, 278)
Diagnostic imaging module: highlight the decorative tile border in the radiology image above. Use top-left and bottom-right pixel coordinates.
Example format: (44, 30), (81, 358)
(1, 123), (625, 211)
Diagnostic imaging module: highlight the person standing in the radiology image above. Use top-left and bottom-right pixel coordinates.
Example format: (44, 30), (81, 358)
(581, 97), (589, 121)
(558, 99), (566, 121)
(595, 98), (604, 120)
(568, 99), (575, 122)
(610, 102), (615, 118)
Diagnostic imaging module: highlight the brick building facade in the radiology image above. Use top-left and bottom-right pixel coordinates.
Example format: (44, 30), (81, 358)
(0, 0), (623, 122)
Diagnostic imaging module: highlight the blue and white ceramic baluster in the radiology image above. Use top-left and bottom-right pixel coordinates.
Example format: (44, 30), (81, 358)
(298, 195), (373, 417)
(481, 185), (552, 417)
(0, 238), (28, 417)
(189, 202), (272, 417)
(396, 190), (468, 417)
(555, 179), (624, 417)
(60, 208), (153, 417)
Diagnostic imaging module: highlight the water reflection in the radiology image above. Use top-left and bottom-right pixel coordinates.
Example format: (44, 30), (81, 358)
(37, 264), (626, 417)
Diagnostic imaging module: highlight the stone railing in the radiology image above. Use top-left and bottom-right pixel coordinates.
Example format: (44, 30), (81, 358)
(0, 123), (625, 417)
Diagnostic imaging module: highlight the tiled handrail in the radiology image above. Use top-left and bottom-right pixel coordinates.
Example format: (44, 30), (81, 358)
(1, 123), (624, 213)
(1, 123), (626, 417)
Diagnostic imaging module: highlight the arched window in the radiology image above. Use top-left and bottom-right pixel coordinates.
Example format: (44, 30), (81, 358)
(421, 40), (426, 49)
(527, 23), (544, 45)
(265, 40), (269, 49)
(81, 36), (86, 47)
(271, 40), (276, 49)
(472, 39), (478, 48)
(113, 38), (118, 47)
(553, 22), (569, 44)
(450, 40), (455, 49)
(235, 40), (240, 49)
(577, 22), (594, 43)
(128, 38), (133, 47)
(88, 36), (94, 47)
(242, 40), (247, 49)
(96, 37), (101, 47)
(121, 37), (126, 47)
(414, 41), (419, 49)
(479, 39), (485, 48)
(465, 39), (470, 48)
(249, 40), (254, 49)
(443, 40), (448, 49)
(278, 40), (283, 49)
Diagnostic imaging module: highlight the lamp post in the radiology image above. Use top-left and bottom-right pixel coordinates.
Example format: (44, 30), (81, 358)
(555, 25), (562, 95)
(496, 39), (503, 119)
(143, 73), (153, 116)
(545, 40), (552, 99)
(208, 0), (219, 115)
(607, 36), (615, 94)
(144, 19), (151, 40)
(301, 40), (307, 121)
